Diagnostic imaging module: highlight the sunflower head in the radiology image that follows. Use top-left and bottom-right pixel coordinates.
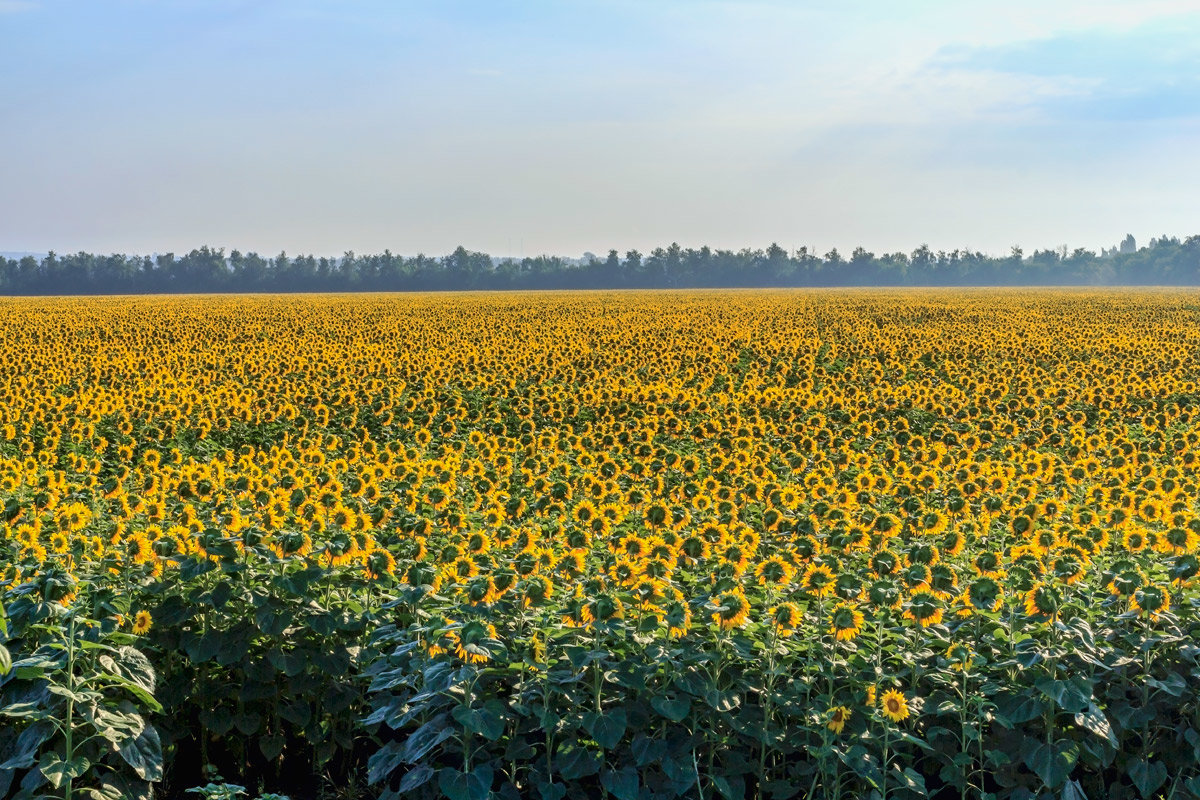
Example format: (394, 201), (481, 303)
(767, 603), (800, 638)
(826, 705), (852, 734)
(1022, 583), (1061, 619)
(966, 576), (1003, 613)
(829, 602), (865, 642)
(880, 689), (910, 723)
(944, 643), (974, 672)
(712, 589), (751, 630)
(1131, 585), (1170, 618)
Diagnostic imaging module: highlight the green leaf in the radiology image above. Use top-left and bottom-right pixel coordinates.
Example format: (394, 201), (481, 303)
(401, 714), (455, 764)
(631, 734), (666, 766)
(1129, 758), (1167, 799)
(713, 774), (746, 800)
(397, 765), (435, 793)
(0, 644), (11, 676)
(1034, 678), (1090, 714)
(1074, 704), (1117, 748)
(0, 720), (54, 772)
(1024, 741), (1071, 789)
(536, 782), (567, 800)
(650, 694), (691, 723)
(476, 701), (507, 741)
(40, 751), (91, 789)
(601, 766), (639, 800)
(259, 734), (285, 762)
(367, 742), (405, 785)
(1062, 779), (1089, 800)
(556, 745), (602, 780)
(117, 723), (163, 782)
(0, 702), (47, 720)
(583, 708), (627, 749)
(211, 580), (232, 609)
(438, 765), (493, 800)
(114, 646), (157, 694)
(1145, 671), (1187, 697)
(234, 711), (262, 736)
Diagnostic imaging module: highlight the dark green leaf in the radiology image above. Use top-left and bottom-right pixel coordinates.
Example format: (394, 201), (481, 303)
(583, 708), (627, 749)
(1129, 759), (1167, 799)
(601, 766), (639, 800)
(651, 695), (691, 723)
(117, 723), (163, 782)
(438, 765), (493, 800)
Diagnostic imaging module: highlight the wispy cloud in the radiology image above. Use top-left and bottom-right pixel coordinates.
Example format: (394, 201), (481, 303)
(931, 17), (1200, 121)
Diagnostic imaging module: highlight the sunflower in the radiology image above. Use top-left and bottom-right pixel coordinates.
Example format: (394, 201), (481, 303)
(1122, 527), (1149, 553)
(363, 547), (396, 580)
(827, 706), (852, 734)
(802, 563), (837, 597)
(1131, 585), (1170, 619)
(132, 610), (153, 635)
(880, 689), (910, 723)
(712, 588), (751, 630)
(754, 555), (797, 587)
(869, 549), (900, 577)
(664, 598), (692, 639)
(1022, 583), (1061, 618)
(966, 576), (1003, 613)
(903, 590), (944, 627)
(770, 602), (802, 637)
(944, 643), (974, 672)
(829, 602), (865, 642)
(521, 574), (554, 607)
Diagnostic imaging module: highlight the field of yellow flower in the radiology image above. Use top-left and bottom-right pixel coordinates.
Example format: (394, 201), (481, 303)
(3, 290), (1200, 800)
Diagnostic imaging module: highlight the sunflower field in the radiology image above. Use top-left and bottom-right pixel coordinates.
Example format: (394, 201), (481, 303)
(4, 290), (1200, 800)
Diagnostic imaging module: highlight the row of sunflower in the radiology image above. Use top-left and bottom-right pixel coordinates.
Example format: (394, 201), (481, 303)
(2, 290), (1200, 800)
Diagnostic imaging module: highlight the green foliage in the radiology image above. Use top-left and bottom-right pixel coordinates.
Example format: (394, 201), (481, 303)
(0, 597), (162, 800)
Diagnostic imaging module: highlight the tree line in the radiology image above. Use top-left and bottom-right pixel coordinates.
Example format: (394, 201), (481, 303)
(3, 234), (1199, 294)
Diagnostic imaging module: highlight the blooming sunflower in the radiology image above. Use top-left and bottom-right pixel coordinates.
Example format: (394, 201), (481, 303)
(1022, 583), (1061, 618)
(712, 589), (751, 630)
(770, 602), (802, 637)
(829, 602), (865, 642)
(827, 706), (852, 734)
(802, 563), (837, 597)
(132, 610), (153, 635)
(880, 689), (910, 723)
(755, 555), (797, 587)
(363, 547), (396, 580)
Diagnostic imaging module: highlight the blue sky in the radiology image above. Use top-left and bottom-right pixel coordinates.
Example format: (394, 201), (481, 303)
(2, 0), (1199, 257)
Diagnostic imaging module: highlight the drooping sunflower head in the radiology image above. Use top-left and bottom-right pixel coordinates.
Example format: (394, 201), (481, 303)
(363, 547), (396, 581)
(944, 642), (974, 672)
(826, 705), (852, 734)
(802, 563), (837, 598)
(867, 578), (903, 610)
(1022, 582), (1061, 619)
(522, 574), (554, 606)
(770, 602), (802, 637)
(755, 555), (797, 587)
(870, 549), (900, 577)
(966, 576), (1003, 613)
(829, 602), (865, 642)
(1131, 585), (1170, 618)
(712, 589), (751, 630)
(903, 590), (944, 627)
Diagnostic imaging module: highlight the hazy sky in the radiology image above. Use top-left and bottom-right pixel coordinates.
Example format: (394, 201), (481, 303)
(2, 0), (1199, 258)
